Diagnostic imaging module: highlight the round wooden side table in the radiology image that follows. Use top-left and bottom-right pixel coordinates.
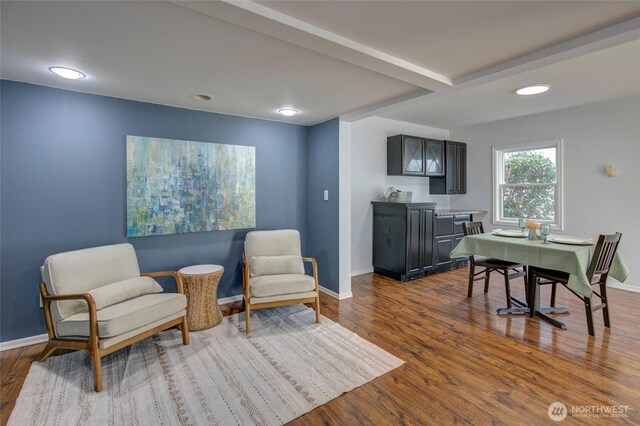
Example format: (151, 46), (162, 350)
(178, 264), (224, 330)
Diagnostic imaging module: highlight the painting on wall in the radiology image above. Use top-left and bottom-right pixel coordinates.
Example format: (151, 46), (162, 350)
(126, 135), (255, 237)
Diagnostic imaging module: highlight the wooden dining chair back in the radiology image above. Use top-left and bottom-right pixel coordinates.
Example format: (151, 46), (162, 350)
(463, 221), (484, 236)
(462, 222), (527, 309)
(588, 233), (622, 283)
(531, 232), (622, 336)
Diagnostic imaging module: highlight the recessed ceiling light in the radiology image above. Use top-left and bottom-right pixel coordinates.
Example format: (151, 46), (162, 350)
(515, 84), (550, 96)
(278, 108), (299, 117)
(49, 67), (86, 80)
(191, 94), (212, 101)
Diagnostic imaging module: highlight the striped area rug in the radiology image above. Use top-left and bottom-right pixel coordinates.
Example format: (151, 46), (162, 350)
(9, 305), (403, 425)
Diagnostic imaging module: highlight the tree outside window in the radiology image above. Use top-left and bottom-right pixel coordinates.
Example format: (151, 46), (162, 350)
(493, 141), (562, 228)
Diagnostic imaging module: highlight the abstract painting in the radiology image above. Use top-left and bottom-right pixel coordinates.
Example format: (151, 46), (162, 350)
(126, 136), (255, 237)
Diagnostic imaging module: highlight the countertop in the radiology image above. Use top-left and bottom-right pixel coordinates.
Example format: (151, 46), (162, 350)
(371, 201), (437, 206)
(434, 209), (487, 216)
(371, 202), (486, 217)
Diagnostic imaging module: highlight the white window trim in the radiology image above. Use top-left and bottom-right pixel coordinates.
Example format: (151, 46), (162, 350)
(492, 139), (564, 230)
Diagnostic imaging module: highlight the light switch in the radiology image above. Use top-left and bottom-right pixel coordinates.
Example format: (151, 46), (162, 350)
(323, 190), (329, 201)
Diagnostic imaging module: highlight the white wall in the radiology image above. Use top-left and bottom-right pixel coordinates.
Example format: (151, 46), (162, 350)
(338, 121), (353, 298)
(451, 95), (640, 288)
(349, 116), (450, 275)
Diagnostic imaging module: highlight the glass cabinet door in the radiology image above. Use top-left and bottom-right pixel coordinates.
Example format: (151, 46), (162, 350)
(426, 139), (445, 176)
(402, 136), (425, 175)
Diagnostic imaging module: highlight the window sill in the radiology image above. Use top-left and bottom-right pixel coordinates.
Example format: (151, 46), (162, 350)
(493, 219), (563, 232)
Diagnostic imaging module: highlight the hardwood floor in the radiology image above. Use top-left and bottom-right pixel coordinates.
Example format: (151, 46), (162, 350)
(2, 268), (639, 425)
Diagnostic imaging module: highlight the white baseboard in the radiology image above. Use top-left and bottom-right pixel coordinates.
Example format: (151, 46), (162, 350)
(319, 285), (353, 300)
(0, 291), (346, 351)
(0, 333), (48, 352)
(607, 282), (639, 293)
(0, 295), (247, 352)
(351, 268), (373, 277)
(218, 294), (244, 305)
(12, 280), (635, 350)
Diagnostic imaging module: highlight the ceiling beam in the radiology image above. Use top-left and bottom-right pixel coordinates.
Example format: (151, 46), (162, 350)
(342, 16), (640, 122)
(170, 0), (452, 91)
(454, 16), (640, 86)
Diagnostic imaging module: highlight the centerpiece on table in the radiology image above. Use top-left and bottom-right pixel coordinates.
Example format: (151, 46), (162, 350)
(524, 219), (540, 240)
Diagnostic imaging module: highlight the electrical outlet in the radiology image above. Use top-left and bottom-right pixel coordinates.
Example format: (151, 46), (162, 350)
(323, 190), (329, 201)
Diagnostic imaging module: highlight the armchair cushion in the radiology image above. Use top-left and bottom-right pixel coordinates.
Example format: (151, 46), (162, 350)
(245, 229), (302, 259)
(250, 274), (316, 298)
(56, 293), (186, 338)
(87, 276), (163, 310)
(250, 255), (305, 277)
(41, 243), (141, 320)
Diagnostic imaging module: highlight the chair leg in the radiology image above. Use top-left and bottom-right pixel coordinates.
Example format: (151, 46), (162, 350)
(315, 295), (321, 324)
(91, 348), (103, 392)
(550, 283), (557, 308)
(483, 269), (491, 293)
(181, 316), (190, 345)
(467, 263), (475, 297)
(584, 297), (595, 337)
(37, 342), (58, 362)
(246, 304), (251, 334)
(529, 275), (538, 318)
(503, 271), (512, 308)
(600, 284), (611, 328)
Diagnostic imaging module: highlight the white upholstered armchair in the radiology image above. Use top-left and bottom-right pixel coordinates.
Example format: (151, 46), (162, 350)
(38, 243), (189, 392)
(242, 230), (320, 333)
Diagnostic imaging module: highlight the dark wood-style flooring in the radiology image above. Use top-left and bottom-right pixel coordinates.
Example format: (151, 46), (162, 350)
(2, 268), (639, 424)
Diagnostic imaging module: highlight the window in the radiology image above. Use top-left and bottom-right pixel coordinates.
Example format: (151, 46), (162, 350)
(493, 140), (563, 229)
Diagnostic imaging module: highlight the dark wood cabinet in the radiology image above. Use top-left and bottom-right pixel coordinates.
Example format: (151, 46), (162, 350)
(387, 135), (445, 177)
(433, 214), (470, 269)
(435, 236), (454, 267)
(387, 135), (425, 176)
(430, 141), (467, 194)
(425, 139), (445, 176)
(372, 202), (435, 281)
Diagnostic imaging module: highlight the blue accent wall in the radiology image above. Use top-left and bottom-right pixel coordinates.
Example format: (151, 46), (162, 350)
(307, 118), (340, 293)
(0, 80), (311, 342)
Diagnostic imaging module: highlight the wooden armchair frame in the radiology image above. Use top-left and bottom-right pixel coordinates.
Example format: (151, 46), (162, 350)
(38, 271), (189, 392)
(242, 253), (320, 334)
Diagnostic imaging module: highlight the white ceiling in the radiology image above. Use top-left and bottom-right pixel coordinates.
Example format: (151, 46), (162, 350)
(258, 0), (640, 79)
(1, 1), (640, 127)
(380, 39), (640, 129)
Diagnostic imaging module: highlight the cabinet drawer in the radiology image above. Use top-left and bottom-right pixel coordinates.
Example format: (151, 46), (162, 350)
(435, 215), (454, 236)
(453, 215), (470, 234)
(453, 214), (470, 222)
(453, 234), (466, 263)
(435, 236), (453, 266)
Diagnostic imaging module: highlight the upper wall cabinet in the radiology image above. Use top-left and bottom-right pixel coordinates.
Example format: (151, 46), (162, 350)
(387, 135), (445, 177)
(429, 141), (467, 194)
(425, 139), (445, 176)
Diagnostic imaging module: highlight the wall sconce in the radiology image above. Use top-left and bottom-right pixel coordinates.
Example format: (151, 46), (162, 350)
(605, 166), (616, 177)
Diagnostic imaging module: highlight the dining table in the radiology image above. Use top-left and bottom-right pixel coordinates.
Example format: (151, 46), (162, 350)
(450, 232), (629, 329)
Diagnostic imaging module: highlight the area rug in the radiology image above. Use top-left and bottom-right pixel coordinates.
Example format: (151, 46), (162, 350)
(8, 305), (403, 425)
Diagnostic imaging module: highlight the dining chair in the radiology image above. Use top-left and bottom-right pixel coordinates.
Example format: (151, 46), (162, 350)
(462, 222), (528, 308)
(530, 232), (622, 336)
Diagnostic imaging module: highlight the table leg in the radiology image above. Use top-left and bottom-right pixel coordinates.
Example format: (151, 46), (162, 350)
(499, 267), (569, 330)
(529, 267), (569, 329)
(496, 296), (529, 314)
(511, 296), (527, 307)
